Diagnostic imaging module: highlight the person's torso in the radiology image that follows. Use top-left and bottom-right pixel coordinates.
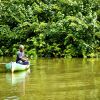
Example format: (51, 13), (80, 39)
(16, 51), (25, 62)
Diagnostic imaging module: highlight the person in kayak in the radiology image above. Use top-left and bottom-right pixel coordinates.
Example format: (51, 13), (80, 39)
(16, 45), (29, 65)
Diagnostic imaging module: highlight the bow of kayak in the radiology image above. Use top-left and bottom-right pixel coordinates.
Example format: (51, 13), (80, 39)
(5, 62), (30, 73)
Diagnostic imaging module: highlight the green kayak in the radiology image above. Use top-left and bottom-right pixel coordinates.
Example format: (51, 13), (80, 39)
(5, 62), (30, 73)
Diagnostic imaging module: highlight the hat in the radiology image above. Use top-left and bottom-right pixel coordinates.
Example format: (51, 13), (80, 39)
(19, 45), (24, 49)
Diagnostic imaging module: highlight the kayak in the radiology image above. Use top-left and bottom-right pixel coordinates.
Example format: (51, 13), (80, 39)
(5, 62), (30, 73)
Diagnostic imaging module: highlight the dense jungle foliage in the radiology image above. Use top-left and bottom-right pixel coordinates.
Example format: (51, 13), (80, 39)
(0, 0), (100, 58)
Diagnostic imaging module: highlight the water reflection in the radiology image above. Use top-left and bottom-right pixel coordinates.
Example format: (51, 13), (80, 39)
(4, 96), (19, 100)
(6, 69), (30, 85)
(0, 58), (100, 100)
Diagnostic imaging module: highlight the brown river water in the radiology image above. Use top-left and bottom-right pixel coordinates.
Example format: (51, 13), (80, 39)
(0, 57), (100, 100)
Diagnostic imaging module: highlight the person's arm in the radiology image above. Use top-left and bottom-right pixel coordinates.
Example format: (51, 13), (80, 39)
(21, 57), (28, 61)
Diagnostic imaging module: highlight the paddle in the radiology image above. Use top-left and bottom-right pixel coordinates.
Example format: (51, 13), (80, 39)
(0, 62), (34, 65)
(0, 63), (7, 64)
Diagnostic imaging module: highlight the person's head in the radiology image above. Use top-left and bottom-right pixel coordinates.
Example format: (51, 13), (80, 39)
(19, 45), (24, 52)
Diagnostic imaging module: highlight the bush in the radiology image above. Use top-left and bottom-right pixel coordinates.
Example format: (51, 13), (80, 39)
(0, 0), (100, 58)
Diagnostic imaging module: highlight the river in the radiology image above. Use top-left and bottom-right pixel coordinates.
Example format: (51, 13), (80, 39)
(0, 57), (100, 100)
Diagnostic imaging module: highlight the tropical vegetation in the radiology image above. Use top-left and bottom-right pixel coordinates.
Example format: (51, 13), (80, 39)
(0, 0), (100, 58)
